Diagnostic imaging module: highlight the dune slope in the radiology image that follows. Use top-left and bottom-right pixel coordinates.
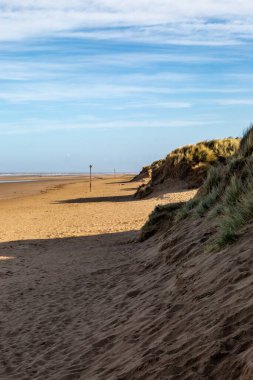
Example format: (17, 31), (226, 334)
(135, 138), (239, 198)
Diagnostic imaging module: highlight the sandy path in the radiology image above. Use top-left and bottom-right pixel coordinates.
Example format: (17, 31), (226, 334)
(0, 176), (197, 379)
(0, 232), (139, 380)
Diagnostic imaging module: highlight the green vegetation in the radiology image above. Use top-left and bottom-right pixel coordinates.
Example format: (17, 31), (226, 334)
(135, 137), (239, 198)
(140, 202), (184, 241)
(238, 124), (253, 157)
(167, 138), (239, 167)
(135, 183), (153, 198)
(131, 161), (161, 182)
(141, 125), (253, 250)
(174, 197), (200, 222)
(174, 125), (253, 249)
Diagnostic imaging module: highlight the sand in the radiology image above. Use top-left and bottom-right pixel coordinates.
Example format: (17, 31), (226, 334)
(1, 175), (253, 379)
(0, 175), (196, 242)
(0, 175), (198, 379)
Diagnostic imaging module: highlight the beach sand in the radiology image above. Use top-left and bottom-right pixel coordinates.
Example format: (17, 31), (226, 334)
(0, 175), (196, 242)
(0, 176), (197, 379)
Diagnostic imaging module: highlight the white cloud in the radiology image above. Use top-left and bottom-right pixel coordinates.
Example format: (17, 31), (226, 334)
(219, 99), (253, 106)
(0, 53), (222, 81)
(0, 82), (187, 103)
(111, 101), (192, 110)
(0, 71), (251, 103)
(0, 118), (220, 135)
(0, 1), (253, 44)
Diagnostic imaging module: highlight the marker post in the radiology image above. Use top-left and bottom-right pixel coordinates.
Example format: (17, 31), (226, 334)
(89, 164), (92, 192)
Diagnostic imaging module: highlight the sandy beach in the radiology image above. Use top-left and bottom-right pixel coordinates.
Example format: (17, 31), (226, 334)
(0, 175), (196, 243)
(1, 175), (253, 379)
(0, 175), (196, 379)
(3, 2), (253, 378)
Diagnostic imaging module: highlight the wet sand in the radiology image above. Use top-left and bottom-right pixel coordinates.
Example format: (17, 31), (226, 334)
(0, 175), (87, 201)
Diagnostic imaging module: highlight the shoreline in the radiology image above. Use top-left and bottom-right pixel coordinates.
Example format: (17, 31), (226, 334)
(0, 174), (134, 201)
(0, 175), (86, 201)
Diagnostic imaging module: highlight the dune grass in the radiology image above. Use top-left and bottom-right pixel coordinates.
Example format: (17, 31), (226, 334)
(238, 124), (253, 158)
(175, 125), (253, 249)
(136, 138), (239, 199)
(167, 138), (239, 167)
(141, 125), (253, 249)
(140, 202), (184, 241)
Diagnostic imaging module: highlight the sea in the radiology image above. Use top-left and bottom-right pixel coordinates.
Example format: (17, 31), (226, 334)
(0, 172), (84, 184)
(0, 172), (131, 184)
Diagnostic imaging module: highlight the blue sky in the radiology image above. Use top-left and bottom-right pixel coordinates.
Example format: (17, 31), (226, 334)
(0, 1), (253, 173)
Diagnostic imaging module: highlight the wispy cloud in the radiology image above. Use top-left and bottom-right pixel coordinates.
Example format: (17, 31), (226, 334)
(0, 1), (253, 45)
(218, 99), (253, 106)
(0, 82), (190, 103)
(111, 101), (192, 110)
(1, 73), (252, 104)
(0, 49), (228, 87)
(0, 57), (201, 82)
(0, 118), (220, 135)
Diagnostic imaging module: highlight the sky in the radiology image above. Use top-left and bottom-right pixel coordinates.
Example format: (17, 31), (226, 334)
(1, 1), (253, 173)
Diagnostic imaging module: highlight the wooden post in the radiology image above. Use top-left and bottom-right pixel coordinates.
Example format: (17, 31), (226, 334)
(89, 165), (92, 192)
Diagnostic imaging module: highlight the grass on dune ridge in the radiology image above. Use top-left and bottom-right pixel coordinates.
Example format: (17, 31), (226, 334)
(136, 137), (240, 198)
(167, 137), (239, 167)
(141, 125), (253, 249)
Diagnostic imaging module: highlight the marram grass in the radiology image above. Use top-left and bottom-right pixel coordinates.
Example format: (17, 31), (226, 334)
(141, 125), (253, 250)
(175, 124), (253, 250)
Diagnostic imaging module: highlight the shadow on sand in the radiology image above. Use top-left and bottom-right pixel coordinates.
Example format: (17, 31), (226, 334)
(105, 179), (134, 185)
(54, 194), (135, 204)
(0, 229), (141, 380)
